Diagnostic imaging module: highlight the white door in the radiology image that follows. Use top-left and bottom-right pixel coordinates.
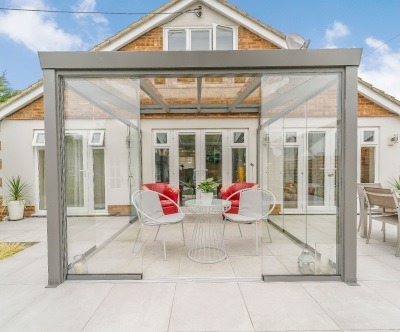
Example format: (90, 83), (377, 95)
(172, 130), (227, 204)
(282, 128), (336, 213)
(65, 132), (89, 214)
(306, 129), (336, 213)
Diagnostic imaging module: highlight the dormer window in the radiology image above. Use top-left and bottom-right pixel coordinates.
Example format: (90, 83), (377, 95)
(164, 26), (236, 51)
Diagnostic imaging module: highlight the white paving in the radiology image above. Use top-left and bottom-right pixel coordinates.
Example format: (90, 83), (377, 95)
(0, 216), (399, 331)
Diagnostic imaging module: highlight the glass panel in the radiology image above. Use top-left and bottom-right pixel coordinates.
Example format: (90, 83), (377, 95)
(64, 77), (141, 276)
(232, 148), (246, 182)
(91, 132), (102, 145)
(233, 132), (245, 144)
(216, 26), (233, 50)
(363, 130), (374, 143)
(261, 73), (340, 277)
(168, 30), (186, 51)
(205, 133), (222, 197)
(284, 147), (298, 209)
(179, 134), (196, 205)
(38, 149), (46, 210)
(361, 146), (375, 183)
(156, 132), (168, 144)
(65, 134), (84, 208)
(191, 30), (210, 50)
(286, 132), (297, 143)
(93, 149), (105, 210)
(155, 148), (170, 182)
(308, 132), (325, 207)
(36, 132), (45, 145)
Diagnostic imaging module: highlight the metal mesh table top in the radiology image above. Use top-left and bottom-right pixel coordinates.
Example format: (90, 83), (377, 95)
(185, 199), (231, 208)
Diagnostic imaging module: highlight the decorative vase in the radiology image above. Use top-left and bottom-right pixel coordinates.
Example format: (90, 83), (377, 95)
(7, 200), (25, 221)
(200, 192), (213, 204)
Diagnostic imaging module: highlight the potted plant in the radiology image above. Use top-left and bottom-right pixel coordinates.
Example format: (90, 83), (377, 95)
(5, 176), (30, 221)
(197, 178), (219, 204)
(388, 176), (400, 192)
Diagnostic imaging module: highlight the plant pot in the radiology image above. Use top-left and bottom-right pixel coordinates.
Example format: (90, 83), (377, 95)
(200, 192), (213, 205)
(7, 200), (25, 221)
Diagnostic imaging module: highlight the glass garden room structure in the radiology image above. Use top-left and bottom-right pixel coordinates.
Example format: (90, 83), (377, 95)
(39, 49), (361, 285)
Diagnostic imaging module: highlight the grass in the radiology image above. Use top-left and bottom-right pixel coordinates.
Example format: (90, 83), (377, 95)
(0, 242), (35, 260)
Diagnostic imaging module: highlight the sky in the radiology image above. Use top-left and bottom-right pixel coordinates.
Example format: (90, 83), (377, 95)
(1, 0), (400, 99)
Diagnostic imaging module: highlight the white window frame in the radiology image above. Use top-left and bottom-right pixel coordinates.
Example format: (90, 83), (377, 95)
(153, 130), (171, 182)
(213, 24), (238, 50)
(32, 130), (45, 147)
(358, 127), (379, 183)
(231, 130), (248, 146)
(88, 130), (105, 147)
(164, 25), (238, 51)
(154, 130), (170, 147)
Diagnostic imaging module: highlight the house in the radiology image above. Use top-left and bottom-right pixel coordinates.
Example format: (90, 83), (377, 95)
(0, 0), (395, 284)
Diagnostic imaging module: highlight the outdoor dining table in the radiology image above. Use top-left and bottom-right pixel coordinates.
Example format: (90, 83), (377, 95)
(185, 199), (231, 264)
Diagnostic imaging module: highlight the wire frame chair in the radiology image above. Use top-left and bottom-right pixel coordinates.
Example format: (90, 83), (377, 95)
(131, 190), (185, 260)
(363, 187), (400, 256)
(223, 188), (276, 255)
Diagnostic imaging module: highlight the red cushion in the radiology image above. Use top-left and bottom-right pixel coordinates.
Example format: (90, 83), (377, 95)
(160, 200), (174, 207)
(220, 182), (259, 214)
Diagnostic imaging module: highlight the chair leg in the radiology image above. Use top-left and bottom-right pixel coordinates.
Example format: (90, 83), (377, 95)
(265, 219), (272, 243)
(132, 225), (142, 253)
(162, 226), (167, 261)
(223, 218), (227, 237)
(383, 223), (386, 242)
(181, 222), (185, 245)
(366, 212), (373, 244)
(154, 225), (161, 241)
(237, 221), (243, 237)
(255, 220), (259, 256)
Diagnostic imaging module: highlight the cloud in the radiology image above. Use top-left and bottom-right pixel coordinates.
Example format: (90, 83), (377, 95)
(73, 0), (108, 25)
(0, 0), (84, 52)
(324, 20), (350, 48)
(360, 37), (400, 100)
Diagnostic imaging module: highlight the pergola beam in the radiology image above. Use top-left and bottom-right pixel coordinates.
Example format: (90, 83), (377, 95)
(140, 79), (170, 113)
(228, 77), (261, 113)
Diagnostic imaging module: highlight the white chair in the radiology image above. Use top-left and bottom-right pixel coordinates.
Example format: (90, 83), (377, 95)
(131, 190), (185, 260)
(223, 188), (276, 255)
(364, 187), (400, 257)
(357, 183), (382, 232)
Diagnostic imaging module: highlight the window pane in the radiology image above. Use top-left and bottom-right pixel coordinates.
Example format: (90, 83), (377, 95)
(284, 147), (298, 209)
(65, 135), (84, 207)
(92, 132), (101, 144)
(38, 149), (46, 210)
(37, 133), (45, 145)
(191, 30), (210, 50)
(179, 134), (196, 205)
(205, 134), (222, 197)
(286, 132), (297, 143)
(361, 147), (375, 183)
(232, 148), (246, 182)
(216, 27), (233, 50)
(93, 149), (105, 210)
(308, 132), (325, 206)
(168, 30), (186, 51)
(156, 133), (168, 144)
(363, 130), (375, 142)
(233, 132), (245, 144)
(155, 148), (170, 182)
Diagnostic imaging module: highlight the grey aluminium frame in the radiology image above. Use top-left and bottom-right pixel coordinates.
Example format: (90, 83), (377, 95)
(40, 49), (361, 285)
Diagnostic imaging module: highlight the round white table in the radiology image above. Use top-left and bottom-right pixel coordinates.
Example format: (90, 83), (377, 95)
(185, 199), (231, 264)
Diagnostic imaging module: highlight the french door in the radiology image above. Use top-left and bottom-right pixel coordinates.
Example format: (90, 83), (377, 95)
(283, 128), (337, 213)
(172, 130), (226, 205)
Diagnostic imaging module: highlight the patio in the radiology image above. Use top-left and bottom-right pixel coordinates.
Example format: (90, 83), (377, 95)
(0, 217), (400, 331)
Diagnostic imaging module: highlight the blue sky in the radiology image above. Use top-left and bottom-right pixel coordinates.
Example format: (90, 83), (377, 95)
(1, 0), (400, 99)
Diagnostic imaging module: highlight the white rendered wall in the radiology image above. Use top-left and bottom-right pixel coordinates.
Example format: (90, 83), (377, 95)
(163, 2), (235, 28)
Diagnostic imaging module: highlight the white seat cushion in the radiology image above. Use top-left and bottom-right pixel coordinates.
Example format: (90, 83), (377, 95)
(224, 213), (257, 224)
(157, 213), (185, 224)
